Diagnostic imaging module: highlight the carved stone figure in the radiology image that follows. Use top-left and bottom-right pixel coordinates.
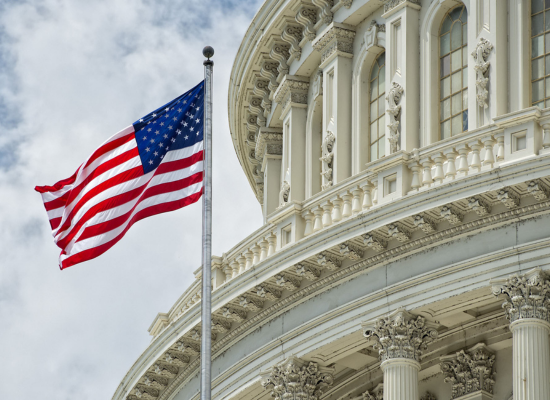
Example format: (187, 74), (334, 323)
(472, 38), (493, 108)
(320, 130), (335, 190)
(386, 82), (403, 154)
(279, 168), (291, 206)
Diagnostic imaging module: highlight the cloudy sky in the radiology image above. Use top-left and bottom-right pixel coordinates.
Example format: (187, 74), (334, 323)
(0, 0), (263, 398)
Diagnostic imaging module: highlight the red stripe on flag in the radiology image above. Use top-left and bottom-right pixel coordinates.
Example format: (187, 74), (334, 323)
(60, 189), (203, 269)
(84, 132), (135, 169)
(35, 167), (80, 194)
(50, 217), (62, 231)
(44, 193), (70, 211)
(155, 150), (204, 175)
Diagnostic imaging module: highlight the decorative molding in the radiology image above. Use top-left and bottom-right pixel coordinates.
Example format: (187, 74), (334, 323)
(363, 233), (387, 251)
(339, 242), (363, 260)
(491, 267), (550, 323)
(221, 306), (247, 323)
(279, 168), (291, 207)
(420, 393), (437, 400)
(388, 223), (410, 242)
(254, 78), (272, 116)
(468, 197), (491, 216)
(316, 252), (341, 270)
(296, 263), (322, 280)
(362, 383), (384, 400)
(362, 308), (438, 362)
(380, 0), (421, 14)
(238, 295), (264, 312)
(320, 130), (336, 190)
(281, 24), (304, 61)
(413, 214), (437, 234)
(527, 179), (550, 200)
(472, 38), (493, 108)
(440, 343), (496, 398)
(255, 129), (283, 162)
(260, 356), (335, 400)
(362, 20), (385, 50)
(256, 284), (282, 300)
(296, 6), (318, 41)
(386, 82), (404, 154)
(275, 272), (302, 291)
(496, 187), (520, 209)
(312, 24), (356, 64)
(312, 0), (334, 25)
(270, 42), (291, 82)
(273, 75), (309, 113)
(312, 69), (323, 100)
(441, 205), (463, 224)
(260, 60), (280, 98)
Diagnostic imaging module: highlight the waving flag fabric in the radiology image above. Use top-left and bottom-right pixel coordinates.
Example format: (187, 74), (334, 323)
(36, 81), (205, 269)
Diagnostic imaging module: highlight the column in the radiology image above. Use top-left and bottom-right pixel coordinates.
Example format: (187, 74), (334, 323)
(313, 23), (355, 187)
(492, 268), (550, 400)
(382, 0), (421, 152)
(273, 75), (310, 203)
(508, 0), (530, 112)
(256, 127), (283, 221)
(362, 309), (438, 400)
(260, 356), (334, 400)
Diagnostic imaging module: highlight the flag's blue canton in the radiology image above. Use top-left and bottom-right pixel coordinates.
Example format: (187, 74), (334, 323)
(133, 81), (204, 174)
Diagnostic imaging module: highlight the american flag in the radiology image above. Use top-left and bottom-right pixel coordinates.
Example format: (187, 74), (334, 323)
(36, 81), (205, 270)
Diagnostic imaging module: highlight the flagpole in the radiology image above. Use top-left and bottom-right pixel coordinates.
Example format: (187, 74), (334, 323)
(201, 45), (214, 400)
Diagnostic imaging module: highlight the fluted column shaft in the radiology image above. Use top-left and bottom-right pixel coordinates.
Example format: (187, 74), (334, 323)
(511, 319), (550, 400)
(381, 358), (420, 400)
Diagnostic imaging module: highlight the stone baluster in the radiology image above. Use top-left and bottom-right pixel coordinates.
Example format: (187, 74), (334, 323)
(420, 158), (434, 188)
(341, 191), (353, 218)
(363, 309), (438, 400)
(244, 251), (254, 270)
(444, 149), (458, 180)
(361, 182), (374, 209)
(223, 263), (233, 282)
(351, 186), (363, 214)
(432, 153), (445, 184)
(259, 240), (268, 261)
(491, 268), (550, 400)
(331, 196), (343, 223)
(482, 136), (496, 167)
(456, 144), (471, 176)
(237, 255), (246, 275)
(495, 134), (505, 161)
(321, 201), (333, 227)
(230, 260), (239, 279)
(267, 233), (277, 256)
(261, 356), (335, 400)
(469, 140), (482, 172)
(252, 245), (261, 265)
(302, 210), (314, 236)
(313, 206), (324, 232)
(409, 161), (422, 191)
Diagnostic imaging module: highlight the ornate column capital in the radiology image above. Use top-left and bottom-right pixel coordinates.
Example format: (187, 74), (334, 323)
(255, 127), (282, 164)
(312, 22), (355, 66)
(380, 0), (421, 17)
(260, 356), (335, 400)
(491, 267), (550, 325)
(273, 75), (310, 117)
(362, 308), (438, 363)
(440, 343), (496, 399)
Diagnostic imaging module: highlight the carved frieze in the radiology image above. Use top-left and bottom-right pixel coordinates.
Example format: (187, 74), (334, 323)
(221, 306), (247, 323)
(496, 187), (520, 209)
(317, 252), (341, 270)
(320, 130), (336, 190)
(363, 309), (438, 362)
(413, 214), (437, 234)
(261, 356), (335, 400)
(386, 82), (403, 154)
(212, 317), (232, 334)
(256, 284), (282, 300)
(363, 233), (387, 251)
(388, 223), (410, 242)
(175, 340), (200, 356)
(527, 179), (550, 200)
(472, 38), (494, 108)
(275, 272), (302, 291)
(468, 196), (491, 216)
(274, 75), (310, 113)
(150, 363), (178, 378)
(491, 267), (550, 323)
(380, 0), (421, 14)
(312, 24), (356, 64)
(255, 128), (283, 162)
(142, 375), (168, 391)
(362, 383), (383, 400)
(296, 263), (321, 280)
(440, 205), (463, 224)
(239, 295), (264, 312)
(296, 6), (318, 41)
(339, 242), (363, 260)
(440, 343), (496, 398)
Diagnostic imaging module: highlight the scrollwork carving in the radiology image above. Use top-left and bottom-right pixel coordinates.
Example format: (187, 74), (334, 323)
(281, 24), (303, 61)
(296, 6), (318, 41)
(320, 130), (335, 190)
(472, 38), (493, 108)
(386, 82), (403, 154)
(279, 168), (291, 206)
(312, 0), (334, 25)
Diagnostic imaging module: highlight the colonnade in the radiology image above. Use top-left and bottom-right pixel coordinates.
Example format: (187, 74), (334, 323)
(259, 268), (550, 400)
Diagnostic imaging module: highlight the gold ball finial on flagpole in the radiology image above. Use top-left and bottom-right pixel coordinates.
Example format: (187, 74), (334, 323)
(203, 46), (214, 60)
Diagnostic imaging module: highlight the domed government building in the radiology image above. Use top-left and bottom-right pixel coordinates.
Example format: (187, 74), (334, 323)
(113, 1), (550, 400)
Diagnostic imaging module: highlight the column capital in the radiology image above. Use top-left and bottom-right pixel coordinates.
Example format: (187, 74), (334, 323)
(273, 75), (310, 117)
(440, 343), (496, 399)
(255, 127), (282, 165)
(362, 308), (438, 363)
(491, 267), (550, 324)
(380, 0), (421, 18)
(260, 356), (335, 400)
(312, 22), (355, 66)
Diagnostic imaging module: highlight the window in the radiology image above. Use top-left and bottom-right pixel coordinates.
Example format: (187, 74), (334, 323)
(439, 6), (468, 140)
(369, 52), (386, 161)
(531, 0), (550, 107)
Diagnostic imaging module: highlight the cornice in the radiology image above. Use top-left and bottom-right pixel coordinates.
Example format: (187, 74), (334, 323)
(313, 22), (356, 66)
(273, 75), (310, 116)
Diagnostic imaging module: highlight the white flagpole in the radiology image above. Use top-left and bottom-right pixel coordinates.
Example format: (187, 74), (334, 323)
(201, 45), (214, 400)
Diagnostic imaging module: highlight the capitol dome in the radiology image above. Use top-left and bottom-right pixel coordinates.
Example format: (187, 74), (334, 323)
(113, 1), (550, 400)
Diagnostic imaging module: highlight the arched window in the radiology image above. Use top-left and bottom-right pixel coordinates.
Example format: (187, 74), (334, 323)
(369, 52), (385, 161)
(439, 6), (467, 140)
(531, 0), (550, 107)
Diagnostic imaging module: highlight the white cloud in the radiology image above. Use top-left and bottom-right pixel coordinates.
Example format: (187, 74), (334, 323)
(0, 0), (263, 398)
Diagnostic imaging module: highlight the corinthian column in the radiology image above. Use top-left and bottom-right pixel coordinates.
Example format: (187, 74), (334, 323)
(492, 268), (550, 400)
(260, 356), (334, 400)
(362, 309), (438, 400)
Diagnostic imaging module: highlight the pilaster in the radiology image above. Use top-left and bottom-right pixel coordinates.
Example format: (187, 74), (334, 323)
(260, 356), (335, 400)
(491, 268), (550, 400)
(313, 23), (355, 188)
(274, 75), (309, 203)
(382, 0), (421, 153)
(257, 127), (283, 221)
